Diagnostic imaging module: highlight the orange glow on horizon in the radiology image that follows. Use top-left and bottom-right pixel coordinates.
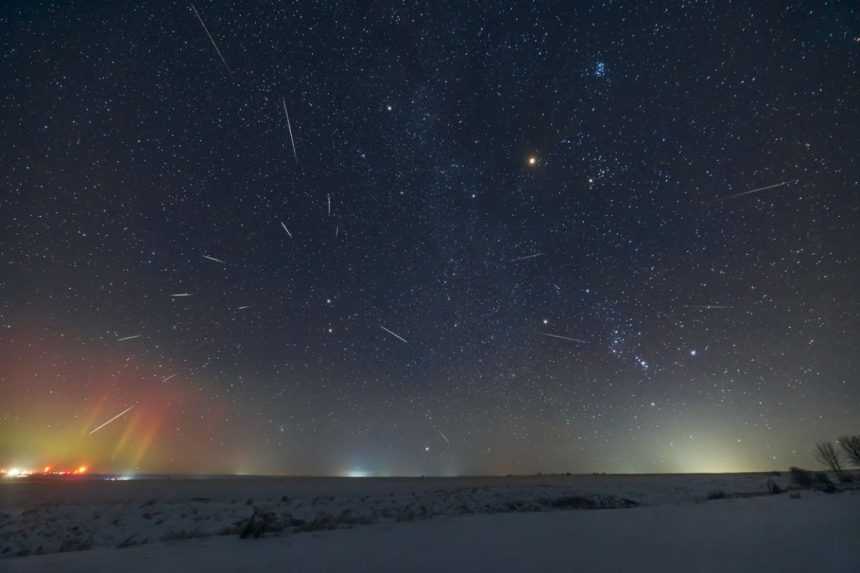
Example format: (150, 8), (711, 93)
(0, 464), (97, 478)
(2, 324), (235, 474)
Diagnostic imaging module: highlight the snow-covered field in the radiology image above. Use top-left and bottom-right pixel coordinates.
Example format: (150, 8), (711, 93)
(3, 473), (859, 572)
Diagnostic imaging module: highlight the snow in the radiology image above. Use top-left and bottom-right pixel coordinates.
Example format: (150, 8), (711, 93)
(2, 474), (859, 571)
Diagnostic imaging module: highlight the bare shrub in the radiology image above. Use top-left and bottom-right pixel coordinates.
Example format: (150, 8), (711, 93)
(815, 442), (843, 475)
(239, 508), (281, 539)
(838, 435), (860, 467)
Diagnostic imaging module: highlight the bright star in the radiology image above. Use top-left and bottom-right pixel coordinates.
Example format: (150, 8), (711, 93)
(527, 155), (538, 166)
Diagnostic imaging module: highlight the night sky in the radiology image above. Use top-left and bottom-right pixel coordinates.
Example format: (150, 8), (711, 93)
(2, 2), (859, 477)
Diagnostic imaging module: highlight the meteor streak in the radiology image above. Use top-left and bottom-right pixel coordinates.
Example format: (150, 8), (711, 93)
(509, 252), (543, 262)
(720, 179), (798, 201)
(280, 221), (293, 238)
(282, 98), (298, 164)
(89, 406), (134, 435)
(539, 332), (587, 344)
(380, 325), (408, 343)
(189, 3), (231, 73)
(202, 254), (226, 264)
(116, 334), (142, 342)
(436, 428), (450, 444)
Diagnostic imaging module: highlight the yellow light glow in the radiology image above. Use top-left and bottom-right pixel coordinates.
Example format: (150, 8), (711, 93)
(6, 467), (30, 478)
(527, 156), (538, 166)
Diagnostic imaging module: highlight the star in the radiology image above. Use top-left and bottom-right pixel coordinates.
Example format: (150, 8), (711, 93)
(527, 155), (538, 166)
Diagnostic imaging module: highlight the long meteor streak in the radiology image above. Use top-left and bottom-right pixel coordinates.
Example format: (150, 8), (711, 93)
(117, 334), (142, 342)
(380, 325), (408, 343)
(280, 221), (293, 238)
(436, 428), (450, 444)
(189, 3), (231, 73)
(539, 332), (587, 344)
(282, 98), (298, 164)
(720, 179), (797, 201)
(89, 406), (134, 435)
(509, 252), (543, 262)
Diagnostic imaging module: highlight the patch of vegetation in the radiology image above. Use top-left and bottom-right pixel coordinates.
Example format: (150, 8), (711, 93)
(294, 513), (340, 532)
(789, 467), (814, 488)
(839, 435), (860, 467)
(545, 496), (597, 509)
(239, 508), (282, 539)
(765, 478), (783, 495)
(58, 536), (93, 553)
(161, 530), (208, 542)
(815, 442), (845, 480)
(814, 472), (837, 494)
(116, 535), (139, 549)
